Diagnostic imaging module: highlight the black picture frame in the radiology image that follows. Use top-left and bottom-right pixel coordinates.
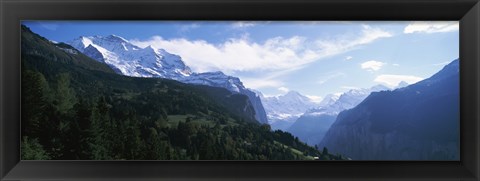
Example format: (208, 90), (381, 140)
(1, 0), (479, 180)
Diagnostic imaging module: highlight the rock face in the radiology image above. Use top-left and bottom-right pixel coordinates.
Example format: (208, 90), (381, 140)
(68, 35), (268, 124)
(240, 89), (269, 124)
(319, 59), (460, 160)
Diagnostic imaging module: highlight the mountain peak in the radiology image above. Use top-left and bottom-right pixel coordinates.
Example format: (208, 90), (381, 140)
(396, 81), (409, 89)
(307, 84), (390, 117)
(76, 36), (94, 49)
(106, 34), (129, 42)
(444, 59), (459, 72)
(261, 90), (319, 124)
(141, 45), (157, 54)
(67, 34), (192, 78)
(78, 35), (89, 39)
(285, 90), (302, 97)
(435, 59), (459, 75)
(370, 84), (390, 92)
(145, 45), (155, 49)
(279, 91), (312, 102)
(318, 93), (340, 107)
(418, 59), (459, 85)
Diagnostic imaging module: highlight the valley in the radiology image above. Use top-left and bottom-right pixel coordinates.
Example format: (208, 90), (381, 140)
(20, 21), (460, 161)
(21, 25), (344, 160)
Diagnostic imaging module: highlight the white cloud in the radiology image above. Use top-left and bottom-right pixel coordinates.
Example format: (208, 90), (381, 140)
(315, 25), (393, 58)
(232, 21), (256, 29)
(130, 25), (392, 74)
(317, 72), (346, 85)
(278, 87), (290, 93)
(305, 95), (323, 103)
(131, 35), (315, 73)
(240, 66), (302, 89)
(374, 74), (423, 87)
(361, 60), (385, 71)
(130, 25), (393, 91)
(241, 78), (283, 89)
(403, 21), (459, 34)
(345, 56), (353, 60)
(393, 63), (400, 66)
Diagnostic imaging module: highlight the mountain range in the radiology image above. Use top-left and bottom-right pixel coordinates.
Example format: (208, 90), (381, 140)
(258, 91), (319, 130)
(319, 59), (460, 160)
(286, 84), (390, 146)
(67, 35), (268, 124)
(21, 24), (344, 160)
(35, 25), (459, 160)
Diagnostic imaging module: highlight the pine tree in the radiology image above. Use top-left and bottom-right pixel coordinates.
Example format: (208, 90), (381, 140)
(146, 128), (166, 159)
(89, 96), (112, 160)
(54, 73), (77, 114)
(22, 70), (50, 138)
(21, 136), (50, 160)
(322, 147), (329, 155)
(123, 116), (145, 159)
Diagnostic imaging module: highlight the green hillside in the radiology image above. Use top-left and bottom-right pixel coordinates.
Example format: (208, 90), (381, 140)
(21, 25), (344, 160)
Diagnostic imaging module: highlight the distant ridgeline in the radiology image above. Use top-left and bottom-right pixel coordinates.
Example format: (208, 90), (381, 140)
(319, 59), (460, 160)
(20, 25), (345, 160)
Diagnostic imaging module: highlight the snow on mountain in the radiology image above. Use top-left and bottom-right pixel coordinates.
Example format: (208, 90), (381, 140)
(317, 93), (341, 107)
(183, 71), (243, 93)
(307, 84), (390, 116)
(68, 35), (192, 78)
(259, 91), (319, 129)
(286, 84), (390, 146)
(67, 35), (268, 124)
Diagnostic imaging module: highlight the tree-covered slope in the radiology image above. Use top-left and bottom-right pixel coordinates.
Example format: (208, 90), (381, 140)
(21, 25), (343, 160)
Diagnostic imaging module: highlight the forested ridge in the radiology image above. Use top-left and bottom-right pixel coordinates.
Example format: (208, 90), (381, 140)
(21, 25), (344, 160)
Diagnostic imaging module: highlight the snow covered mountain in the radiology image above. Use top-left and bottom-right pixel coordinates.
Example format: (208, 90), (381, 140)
(259, 91), (319, 130)
(287, 84), (390, 146)
(317, 93), (341, 107)
(67, 35), (268, 124)
(307, 84), (390, 116)
(182, 71), (243, 93)
(68, 35), (192, 78)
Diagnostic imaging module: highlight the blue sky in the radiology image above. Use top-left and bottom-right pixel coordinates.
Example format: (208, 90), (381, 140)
(23, 21), (459, 101)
